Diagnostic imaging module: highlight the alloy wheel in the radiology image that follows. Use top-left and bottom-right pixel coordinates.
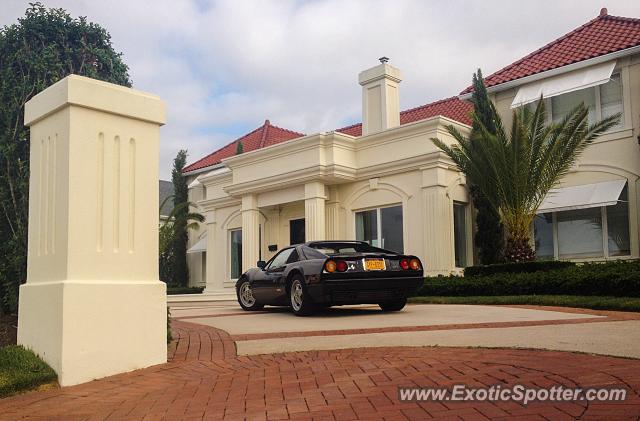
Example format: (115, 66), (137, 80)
(239, 282), (255, 307)
(290, 280), (303, 311)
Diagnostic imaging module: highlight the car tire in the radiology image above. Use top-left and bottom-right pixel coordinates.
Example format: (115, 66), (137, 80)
(289, 275), (316, 316)
(379, 297), (407, 312)
(236, 279), (264, 311)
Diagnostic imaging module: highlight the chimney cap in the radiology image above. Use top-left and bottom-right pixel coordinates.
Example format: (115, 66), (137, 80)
(379, 56), (389, 64)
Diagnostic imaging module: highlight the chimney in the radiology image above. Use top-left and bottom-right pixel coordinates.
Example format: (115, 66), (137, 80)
(358, 57), (403, 135)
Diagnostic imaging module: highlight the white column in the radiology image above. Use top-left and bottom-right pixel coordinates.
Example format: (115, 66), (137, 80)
(325, 186), (340, 240)
(241, 194), (260, 271)
(18, 75), (167, 386)
(305, 181), (326, 241)
(204, 210), (221, 292)
(422, 165), (455, 275)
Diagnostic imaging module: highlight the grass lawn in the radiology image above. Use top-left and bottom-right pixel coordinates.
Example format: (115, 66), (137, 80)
(0, 346), (57, 398)
(409, 295), (640, 312)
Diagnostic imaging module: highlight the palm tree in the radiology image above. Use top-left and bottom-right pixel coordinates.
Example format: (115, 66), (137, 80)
(432, 95), (620, 262)
(159, 197), (205, 285)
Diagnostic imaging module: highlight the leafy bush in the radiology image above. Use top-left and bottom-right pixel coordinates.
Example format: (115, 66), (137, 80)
(420, 260), (640, 297)
(167, 287), (204, 295)
(0, 345), (56, 397)
(167, 307), (172, 344)
(464, 260), (575, 277)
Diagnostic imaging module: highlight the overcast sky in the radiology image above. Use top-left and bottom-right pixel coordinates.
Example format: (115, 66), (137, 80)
(3, 1), (640, 178)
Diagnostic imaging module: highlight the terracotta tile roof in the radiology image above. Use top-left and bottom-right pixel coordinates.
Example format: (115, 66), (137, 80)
(183, 120), (305, 173)
(460, 10), (640, 94)
(336, 96), (473, 137)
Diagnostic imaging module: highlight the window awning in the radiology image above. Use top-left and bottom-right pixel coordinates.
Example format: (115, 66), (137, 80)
(537, 180), (626, 214)
(511, 61), (616, 108)
(187, 236), (207, 253)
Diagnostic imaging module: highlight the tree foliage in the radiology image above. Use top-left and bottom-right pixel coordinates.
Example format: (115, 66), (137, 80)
(236, 141), (244, 155)
(159, 199), (204, 285)
(169, 150), (191, 286)
(432, 92), (619, 262)
(468, 70), (504, 264)
(0, 3), (131, 314)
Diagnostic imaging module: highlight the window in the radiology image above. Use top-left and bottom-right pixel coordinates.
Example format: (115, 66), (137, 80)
(267, 248), (295, 270)
(453, 203), (468, 267)
(533, 213), (554, 259)
(533, 184), (630, 259)
(551, 74), (624, 129)
(607, 185), (631, 256)
(355, 205), (403, 252)
(230, 229), (242, 279)
(557, 207), (603, 258)
(289, 218), (305, 245)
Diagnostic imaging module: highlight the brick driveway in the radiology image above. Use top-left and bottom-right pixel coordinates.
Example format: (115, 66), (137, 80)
(1, 319), (639, 420)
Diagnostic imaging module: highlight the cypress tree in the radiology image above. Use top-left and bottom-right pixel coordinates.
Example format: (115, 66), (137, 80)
(469, 69), (505, 264)
(236, 141), (244, 154)
(171, 150), (189, 286)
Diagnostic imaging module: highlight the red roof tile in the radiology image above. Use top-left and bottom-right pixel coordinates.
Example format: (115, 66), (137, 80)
(183, 120), (305, 173)
(460, 10), (640, 94)
(336, 97), (473, 137)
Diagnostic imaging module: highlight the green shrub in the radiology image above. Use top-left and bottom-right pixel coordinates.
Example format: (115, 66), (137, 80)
(420, 259), (640, 297)
(0, 346), (56, 397)
(464, 260), (575, 277)
(167, 307), (172, 344)
(166, 287), (204, 295)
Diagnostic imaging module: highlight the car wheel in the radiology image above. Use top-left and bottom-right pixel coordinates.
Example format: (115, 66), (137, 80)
(379, 297), (407, 312)
(289, 276), (316, 316)
(236, 279), (264, 311)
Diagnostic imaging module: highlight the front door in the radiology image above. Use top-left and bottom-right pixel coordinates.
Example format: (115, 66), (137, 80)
(289, 218), (305, 245)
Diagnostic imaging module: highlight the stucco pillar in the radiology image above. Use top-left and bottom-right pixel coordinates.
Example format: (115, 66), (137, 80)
(203, 210), (221, 292)
(305, 181), (326, 241)
(241, 194), (260, 271)
(325, 185), (341, 240)
(422, 165), (455, 275)
(18, 75), (167, 386)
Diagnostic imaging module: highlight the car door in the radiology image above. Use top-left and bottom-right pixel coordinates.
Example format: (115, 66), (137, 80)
(272, 248), (301, 303)
(251, 248), (294, 302)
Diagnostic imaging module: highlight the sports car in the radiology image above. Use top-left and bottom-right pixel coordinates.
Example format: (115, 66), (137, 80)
(235, 241), (424, 316)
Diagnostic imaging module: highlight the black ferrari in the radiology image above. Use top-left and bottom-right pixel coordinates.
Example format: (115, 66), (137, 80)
(235, 241), (424, 316)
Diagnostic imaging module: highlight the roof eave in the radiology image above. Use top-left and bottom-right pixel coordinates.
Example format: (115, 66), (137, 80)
(459, 44), (640, 100)
(183, 162), (225, 176)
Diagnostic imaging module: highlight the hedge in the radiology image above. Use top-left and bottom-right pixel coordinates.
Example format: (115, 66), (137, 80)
(166, 287), (204, 295)
(419, 259), (640, 297)
(464, 260), (575, 277)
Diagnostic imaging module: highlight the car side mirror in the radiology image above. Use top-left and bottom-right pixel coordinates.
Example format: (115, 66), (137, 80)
(257, 260), (267, 270)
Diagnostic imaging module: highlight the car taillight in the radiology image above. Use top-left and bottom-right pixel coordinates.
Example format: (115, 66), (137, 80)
(409, 258), (421, 270)
(325, 260), (337, 273)
(400, 258), (409, 270)
(336, 260), (348, 272)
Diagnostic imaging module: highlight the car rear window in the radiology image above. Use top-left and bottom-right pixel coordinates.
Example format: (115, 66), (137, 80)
(305, 242), (391, 255)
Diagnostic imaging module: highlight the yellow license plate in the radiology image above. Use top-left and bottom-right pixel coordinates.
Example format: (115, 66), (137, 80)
(364, 259), (386, 271)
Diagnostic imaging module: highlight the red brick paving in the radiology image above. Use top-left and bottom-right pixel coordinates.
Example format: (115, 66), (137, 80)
(0, 320), (639, 420)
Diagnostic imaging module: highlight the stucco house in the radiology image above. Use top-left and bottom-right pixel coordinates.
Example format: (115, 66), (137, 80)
(183, 9), (640, 294)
